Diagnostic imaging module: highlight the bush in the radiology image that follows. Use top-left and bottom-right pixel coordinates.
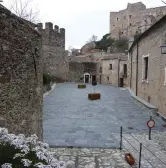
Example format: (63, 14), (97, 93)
(43, 73), (51, 85)
(114, 38), (128, 52)
(0, 128), (66, 168)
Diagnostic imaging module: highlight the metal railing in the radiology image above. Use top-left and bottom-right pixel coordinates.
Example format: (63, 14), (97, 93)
(119, 126), (166, 168)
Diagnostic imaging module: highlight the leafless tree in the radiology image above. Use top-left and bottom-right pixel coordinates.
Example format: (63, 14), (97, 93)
(9, 0), (39, 23)
(86, 35), (98, 43)
(161, 0), (166, 5)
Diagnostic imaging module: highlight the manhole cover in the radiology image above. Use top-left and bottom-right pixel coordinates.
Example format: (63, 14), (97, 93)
(128, 127), (133, 130)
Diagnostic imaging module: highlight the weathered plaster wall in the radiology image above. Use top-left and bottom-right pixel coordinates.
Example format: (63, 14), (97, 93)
(0, 5), (43, 140)
(101, 58), (128, 86)
(129, 18), (166, 117)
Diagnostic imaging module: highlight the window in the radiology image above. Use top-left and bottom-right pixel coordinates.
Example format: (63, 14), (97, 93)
(117, 18), (118, 21)
(123, 64), (127, 77)
(129, 15), (132, 19)
(129, 23), (132, 26)
(121, 31), (123, 35)
(109, 64), (112, 70)
(144, 57), (148, 80)
(124, 16), (126, 20)
(107, 77), (109, 81)
(142, 55), (149, 82)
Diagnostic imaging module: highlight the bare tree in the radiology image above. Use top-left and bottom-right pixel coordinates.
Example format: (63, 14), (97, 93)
(9, 0), (39, 23)
(161, 0), (166, 5)
(86, 35), (97, 43)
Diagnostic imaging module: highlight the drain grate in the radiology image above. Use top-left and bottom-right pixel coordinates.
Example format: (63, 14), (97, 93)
(128, 127), (133, 130)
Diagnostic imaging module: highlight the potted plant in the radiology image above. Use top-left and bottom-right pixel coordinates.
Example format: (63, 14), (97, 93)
(88, 81), (101, 100)
(78, 84), (86, 89)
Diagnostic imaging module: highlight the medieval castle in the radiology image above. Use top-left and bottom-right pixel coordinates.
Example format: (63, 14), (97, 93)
(110, 2), (166, 39)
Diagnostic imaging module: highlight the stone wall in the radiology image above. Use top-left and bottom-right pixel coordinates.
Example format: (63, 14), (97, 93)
(68, 62), (98, 82)
(101, 58), (128, 87)
(110, 2), (166, 39)
(0, 5), (43, 140)
(129, 16), (166, 117)
(37, 22), (69, 81)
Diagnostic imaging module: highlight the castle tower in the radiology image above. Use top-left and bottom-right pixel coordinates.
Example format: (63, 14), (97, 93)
(37, 22), (68, 80)
(110, 2), (166, 39)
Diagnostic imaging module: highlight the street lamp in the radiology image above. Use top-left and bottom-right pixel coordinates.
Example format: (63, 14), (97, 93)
(160, 44), (166, 54)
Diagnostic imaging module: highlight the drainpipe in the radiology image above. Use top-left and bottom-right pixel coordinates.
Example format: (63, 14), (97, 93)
(118, 58), (120, 86)
(130, 51), (132, 88)
(136, 42), (139, 96)
(128, 38), (134, 89)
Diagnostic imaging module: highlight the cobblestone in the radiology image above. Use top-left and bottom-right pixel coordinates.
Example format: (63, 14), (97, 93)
(49, 132), (166, 168)
(50, 147), (137, 168)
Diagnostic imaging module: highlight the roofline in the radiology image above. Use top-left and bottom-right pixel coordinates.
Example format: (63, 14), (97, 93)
(129, 14), (166, 52)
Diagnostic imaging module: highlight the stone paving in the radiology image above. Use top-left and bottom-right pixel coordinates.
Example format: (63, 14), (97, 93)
(50, 147), (138, 168)
(43, 83), (166, 148)
(49, 132), (166, 168)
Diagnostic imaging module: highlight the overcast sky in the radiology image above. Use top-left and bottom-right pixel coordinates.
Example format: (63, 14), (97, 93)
(3, 0), (165, 49)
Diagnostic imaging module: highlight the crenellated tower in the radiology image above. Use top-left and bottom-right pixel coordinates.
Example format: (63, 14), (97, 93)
(37, 22), (68, 80)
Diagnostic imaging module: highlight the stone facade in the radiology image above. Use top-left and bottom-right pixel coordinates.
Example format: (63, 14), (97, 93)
(0, 5), (43, 139)
(68, 61), (99, 83)
(37, 22), (69, 81)
(101, 53), (128, 86)
(128, 15), (166, 117)
(110, 2), (166, 39)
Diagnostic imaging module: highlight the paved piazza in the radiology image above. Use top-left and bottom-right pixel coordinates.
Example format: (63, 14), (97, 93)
(43, 83), (165, 148)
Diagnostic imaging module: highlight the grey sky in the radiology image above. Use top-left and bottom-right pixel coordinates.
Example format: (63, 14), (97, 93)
(3, 0), (165, 49)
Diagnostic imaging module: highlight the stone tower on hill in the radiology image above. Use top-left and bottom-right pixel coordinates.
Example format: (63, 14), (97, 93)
(110, 2), (166, 39)
(37, 22), (69, 80)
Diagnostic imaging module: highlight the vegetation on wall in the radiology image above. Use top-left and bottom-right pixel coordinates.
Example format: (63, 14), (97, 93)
(95, 33), (128, 53)
(43, 73), (51, 85)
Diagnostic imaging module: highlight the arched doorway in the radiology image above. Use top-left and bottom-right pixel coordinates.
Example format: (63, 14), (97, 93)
(84, 73), (90, 83)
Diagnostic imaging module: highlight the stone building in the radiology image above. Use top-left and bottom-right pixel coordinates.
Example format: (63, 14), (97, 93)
(100, 53), (128, 86)
(110, 2), (166, 39)
(0, 5), (43, 139)
(37, 22), (69, 81)
(68, 61), (99, 83)
(68, 51), (128, 86)
(128, 14), (166, 118)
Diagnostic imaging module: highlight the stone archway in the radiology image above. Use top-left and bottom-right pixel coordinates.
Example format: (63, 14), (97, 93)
(84, 73), (90, 83)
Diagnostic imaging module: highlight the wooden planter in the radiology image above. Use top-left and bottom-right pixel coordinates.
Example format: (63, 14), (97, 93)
(78, 84), (86, 89)
(125, 153), (135, 166)
(88, 93), (101, 100)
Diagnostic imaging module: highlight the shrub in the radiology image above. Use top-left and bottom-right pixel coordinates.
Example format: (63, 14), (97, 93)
(0, 128), (66, 168)
(43, 73), (51, 85)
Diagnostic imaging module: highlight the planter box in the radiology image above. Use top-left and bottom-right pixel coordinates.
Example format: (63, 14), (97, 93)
(78, 84), (86, 89)
(88, 93), (101, 100)
(125, 153), (135, 166)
